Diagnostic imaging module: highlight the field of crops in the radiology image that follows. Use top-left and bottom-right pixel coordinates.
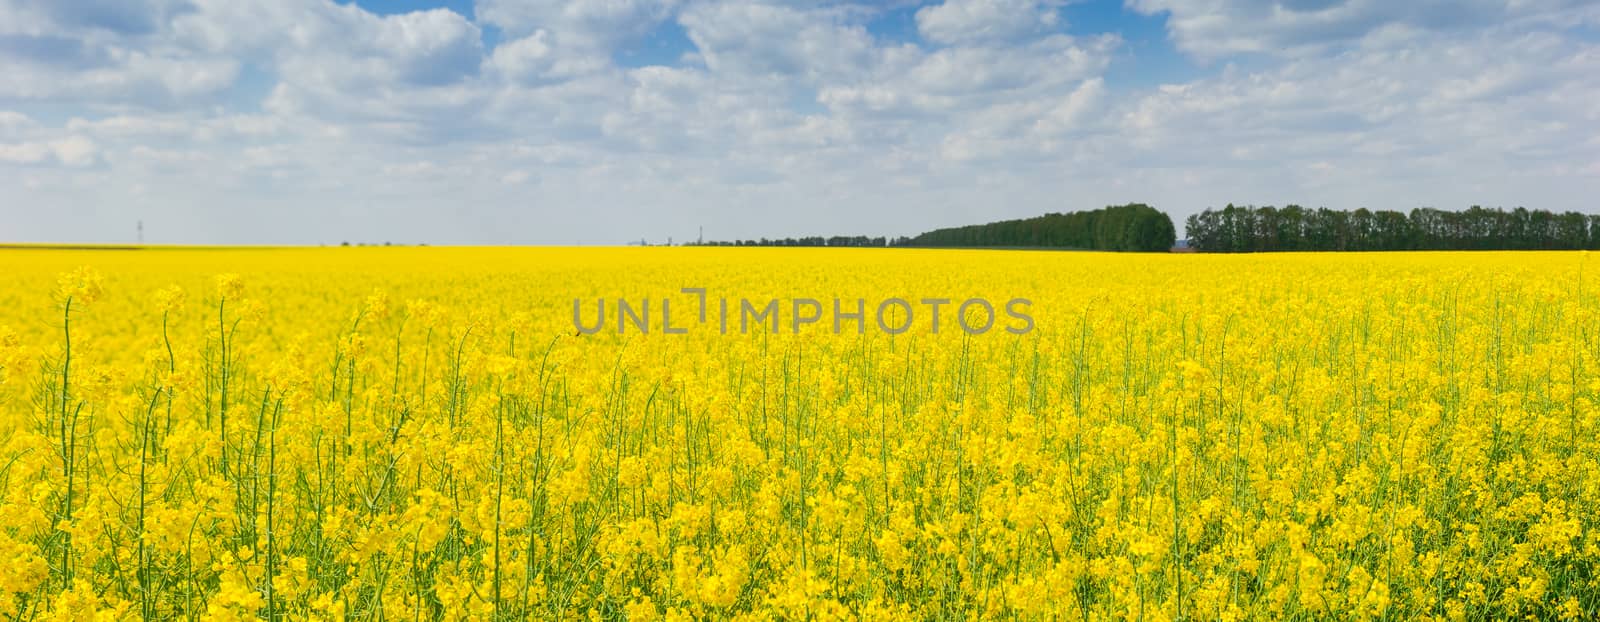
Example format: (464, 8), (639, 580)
(0, 247), (1596, 620)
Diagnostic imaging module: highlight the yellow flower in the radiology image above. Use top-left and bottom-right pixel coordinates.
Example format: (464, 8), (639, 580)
(154, 284), (186, 314)
(0, 532), (48, 594)
(0, 247), (1593, 620)
(215, 273), (244, 300)
(56, 266), (104, 303)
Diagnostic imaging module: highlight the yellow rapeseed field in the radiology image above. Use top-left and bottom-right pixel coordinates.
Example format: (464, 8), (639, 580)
(0, 247), (1596, 620)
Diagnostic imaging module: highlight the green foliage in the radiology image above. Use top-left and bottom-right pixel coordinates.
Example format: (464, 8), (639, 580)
(693, 236), (889, 248)
(899, 204), (1176, 252)
(1186, 205), (1600, 252)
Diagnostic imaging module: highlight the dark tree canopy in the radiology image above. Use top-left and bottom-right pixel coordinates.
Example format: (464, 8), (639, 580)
(691, 236), (888, 248)
(1185, 205), (1600, 252)
(690, 204), (1178, 252)
(895, 204), (1176, 252)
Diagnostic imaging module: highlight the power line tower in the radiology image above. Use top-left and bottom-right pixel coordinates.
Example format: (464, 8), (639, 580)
(137, 220), (143, 244)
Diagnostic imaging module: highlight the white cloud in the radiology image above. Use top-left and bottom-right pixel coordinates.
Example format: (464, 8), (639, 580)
(678, 2), (884, 83)
(0, 0), (243, 106)
(0, 0), (1596, 244)
(0, 135), (99, 167)
(370, 9), (484, 85)
(255, 3), (484, 92)
(915, 0), (1061, 45)
(902, 34), (1113, 99)
(478, 0), (678, 41)
(0, 0), (194, 36)
(0, 40), (239, 103)
(486, 30), (610, 84)
(0, 110), (36, 135)
(1101, 27), (1600, 220)
(1128, 0), (1598, 59)
(815, 31), (1116, 155)
(64, 112), (286, 143)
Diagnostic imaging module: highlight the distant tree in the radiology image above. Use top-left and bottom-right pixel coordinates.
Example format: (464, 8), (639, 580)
(896, 204), (1175, 252)
(1185, 204), (1597, 252)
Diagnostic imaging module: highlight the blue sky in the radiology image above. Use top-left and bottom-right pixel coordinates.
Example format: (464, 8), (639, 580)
(2, 0), (1597, 244)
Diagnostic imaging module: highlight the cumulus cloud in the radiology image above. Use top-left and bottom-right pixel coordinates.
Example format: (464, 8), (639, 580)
(0, 50), (238, 104)
(915, 0), (1062, 45)
(678, 3), (884, 82)
(814, 29), (1117, 172)
(474, 0), (679, 88)
(486, 30), (610, 84)
(1103, 25), (1600, 216)
(219, 3), (484, 90)
(0, 0), (240, 106)
(0, 0), (1595, 244)
(1128, 0), (1598, 58)
(369, 9), (484, 86)
(477, 0), (678, 40)
(0, 110), (37, 134)
(0, 135), (99, 167)
(1, 0), (194, 36)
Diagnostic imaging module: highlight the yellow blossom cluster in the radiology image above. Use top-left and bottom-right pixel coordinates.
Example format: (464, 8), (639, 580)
(0, 246), (1595, 620)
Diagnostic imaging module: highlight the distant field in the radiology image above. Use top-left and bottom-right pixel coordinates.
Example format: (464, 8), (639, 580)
(0, 247), (1595, 619)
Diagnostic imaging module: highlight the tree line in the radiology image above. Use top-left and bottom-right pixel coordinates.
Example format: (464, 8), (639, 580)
(690, 235), (890, 248)
(1186, 205), (1600, 252)
(897, 203), (1175, 251)
(689, 204), (1178, 252)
